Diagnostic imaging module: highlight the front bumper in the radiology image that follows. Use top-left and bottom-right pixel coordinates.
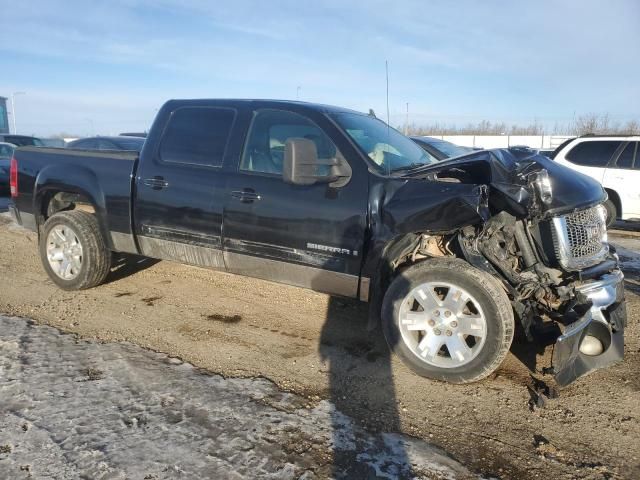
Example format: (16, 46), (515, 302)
(552, 269), (626, 386)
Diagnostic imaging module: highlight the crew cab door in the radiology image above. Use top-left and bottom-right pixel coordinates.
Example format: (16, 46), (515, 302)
(133, 105), (238, 268)
(222, 108), (369, 298)
(603, 141), (640, 218)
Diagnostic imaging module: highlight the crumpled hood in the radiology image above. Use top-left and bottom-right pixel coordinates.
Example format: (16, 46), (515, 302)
(407, 148), (607, 218)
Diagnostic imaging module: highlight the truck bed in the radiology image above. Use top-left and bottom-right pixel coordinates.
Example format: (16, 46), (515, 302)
(12, 146), (139, 253)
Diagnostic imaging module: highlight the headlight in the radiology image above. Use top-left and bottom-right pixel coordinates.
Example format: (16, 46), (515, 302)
(596, 204), (608, 240)
(530, 169), (553, 205)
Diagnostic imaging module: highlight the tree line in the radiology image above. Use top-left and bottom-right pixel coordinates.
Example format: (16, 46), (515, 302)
(401, 114), (640, 136)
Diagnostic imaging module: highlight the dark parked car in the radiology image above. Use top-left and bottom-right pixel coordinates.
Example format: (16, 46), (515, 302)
(410, 136), (473, 160)
(9, 99), (625, 387)
(119, 132), (148, 138)
(0, 142), (14, 195)
(0, 135), (44, 147)
(40, 138), (66, 148)
(67, 136), (145, 150)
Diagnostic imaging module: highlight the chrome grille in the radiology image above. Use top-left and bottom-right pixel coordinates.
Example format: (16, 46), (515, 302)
(551, 205), (609, 271)
(565, 207), (608, 258)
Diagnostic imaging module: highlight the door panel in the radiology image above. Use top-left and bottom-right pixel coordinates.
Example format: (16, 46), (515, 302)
(133, 106), (236, 267)
(222, 109), (368, 298)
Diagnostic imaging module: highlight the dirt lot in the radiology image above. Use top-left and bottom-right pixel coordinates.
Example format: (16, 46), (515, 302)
(0, 210), (638, 479)
(1, 316), (475, 479)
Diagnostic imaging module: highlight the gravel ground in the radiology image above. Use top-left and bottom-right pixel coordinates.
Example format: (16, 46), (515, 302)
(0, 315), (473, 479)
(0, 208), (639, 479)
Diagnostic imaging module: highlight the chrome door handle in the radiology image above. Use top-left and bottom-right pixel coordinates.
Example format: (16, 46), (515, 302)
(143, 177), (169, 190)
(231, 189), (261, 203)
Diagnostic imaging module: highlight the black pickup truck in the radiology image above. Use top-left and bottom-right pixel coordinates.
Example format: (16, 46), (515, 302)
(9, 99), (626, 386)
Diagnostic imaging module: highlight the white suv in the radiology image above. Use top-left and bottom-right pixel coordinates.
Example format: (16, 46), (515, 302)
(553, 136), (640, 226)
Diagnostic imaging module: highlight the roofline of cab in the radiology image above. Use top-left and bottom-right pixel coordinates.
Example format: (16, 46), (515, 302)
(159, 98), (364, 116)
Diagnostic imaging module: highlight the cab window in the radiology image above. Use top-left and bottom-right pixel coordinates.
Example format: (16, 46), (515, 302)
(240, 109), (339, 175)
(160, 107), (235, 167)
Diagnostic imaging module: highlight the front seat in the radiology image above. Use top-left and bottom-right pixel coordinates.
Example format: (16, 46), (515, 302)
(247, 147), (280, 174)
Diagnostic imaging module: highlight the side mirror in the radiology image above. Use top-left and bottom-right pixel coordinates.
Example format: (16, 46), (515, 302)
(283, 138), (320, 185)
(283, 138), (351, 187)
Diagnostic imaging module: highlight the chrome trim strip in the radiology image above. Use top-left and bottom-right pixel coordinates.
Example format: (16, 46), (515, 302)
(142, 225), (221, 248)
(224, 251), (359, 298)
(224, 237), (346, 270)
(138, 236), (225, 269)
(110, 231), (138, 254)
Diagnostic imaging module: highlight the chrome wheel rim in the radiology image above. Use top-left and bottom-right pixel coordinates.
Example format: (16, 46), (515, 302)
(46, 225), (83, 280)
(398, 281), (487, 368)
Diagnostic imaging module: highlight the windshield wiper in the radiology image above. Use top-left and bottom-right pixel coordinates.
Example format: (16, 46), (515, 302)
(389, 162), (428, 174)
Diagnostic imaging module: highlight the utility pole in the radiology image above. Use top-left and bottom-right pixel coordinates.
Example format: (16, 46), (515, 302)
(296, 86), (301, 100)
(11, 91), (26, 134)
(404, 102), (409, 135)
(85, 118), (95, 136)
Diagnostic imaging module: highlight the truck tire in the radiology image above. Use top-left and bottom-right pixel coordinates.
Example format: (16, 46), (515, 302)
(603, 199), (617, 228)
(39, 211), (112, 290)
(381, 258), (514, 384)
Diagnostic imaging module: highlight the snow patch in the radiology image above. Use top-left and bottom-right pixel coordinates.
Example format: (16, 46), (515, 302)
(0, 316), (475, 479)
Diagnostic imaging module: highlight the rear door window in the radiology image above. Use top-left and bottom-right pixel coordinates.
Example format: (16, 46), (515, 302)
(614, 142), (636, 169)
(565, 141), (622, 167)
(159, 107), (235, 167)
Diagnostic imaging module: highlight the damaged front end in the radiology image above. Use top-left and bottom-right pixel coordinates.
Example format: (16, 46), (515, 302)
(402, 148), (627, 386)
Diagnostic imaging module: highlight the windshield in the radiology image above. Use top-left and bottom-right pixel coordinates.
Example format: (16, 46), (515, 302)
(332, 113), (438, 174)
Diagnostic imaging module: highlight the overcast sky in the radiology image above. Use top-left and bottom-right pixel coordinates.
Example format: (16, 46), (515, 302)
(1, 0), (639, 136)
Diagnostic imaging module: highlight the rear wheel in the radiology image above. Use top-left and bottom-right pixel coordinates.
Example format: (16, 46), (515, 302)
(603, 199), (617, 228)
(39, 211), (111, 290)
(381, 258), (514, 383)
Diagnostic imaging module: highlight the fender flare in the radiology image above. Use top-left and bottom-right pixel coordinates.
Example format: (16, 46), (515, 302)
(365, 233), (423, 331)
(33, 164), (113, 249)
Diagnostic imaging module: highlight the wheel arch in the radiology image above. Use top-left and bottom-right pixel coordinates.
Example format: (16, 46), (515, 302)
(604, 188), (622, 218)
(366, 231), (455, 330)
(34, 165), (112, 249)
